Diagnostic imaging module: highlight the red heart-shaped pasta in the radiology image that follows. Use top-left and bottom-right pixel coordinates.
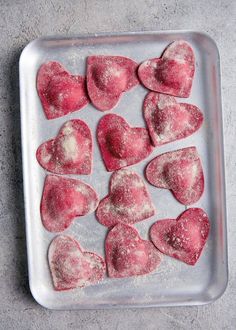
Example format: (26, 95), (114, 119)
(138, 41), (195, 97)
(150, 208), (210, 265)
(41, 175), (99, 232)
(96, 169), (155, 227)
(36, 119), (92, 175)
(87, 55), (139, 111)
(146, 147), (204, 205)
(143, 92), (203, 146)
(37, 61), (89, 119)
(105, 223), (162, 278)
(97, 114), (153, 171)
(48, 235), (106, 290)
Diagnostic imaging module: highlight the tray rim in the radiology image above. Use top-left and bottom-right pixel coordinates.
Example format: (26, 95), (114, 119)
(19, 29), (228, 309)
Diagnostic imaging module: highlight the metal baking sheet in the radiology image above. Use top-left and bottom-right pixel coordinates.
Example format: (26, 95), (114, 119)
(19, 31), (228, 309)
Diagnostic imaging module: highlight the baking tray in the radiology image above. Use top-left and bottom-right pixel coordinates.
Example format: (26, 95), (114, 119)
(19, 31), (228, 309)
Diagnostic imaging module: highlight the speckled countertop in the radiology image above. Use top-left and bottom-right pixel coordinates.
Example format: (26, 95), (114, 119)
(0, 1), (235, 329)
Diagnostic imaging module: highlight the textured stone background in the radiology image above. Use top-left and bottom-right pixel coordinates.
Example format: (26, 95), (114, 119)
(0, 0), (235, 329)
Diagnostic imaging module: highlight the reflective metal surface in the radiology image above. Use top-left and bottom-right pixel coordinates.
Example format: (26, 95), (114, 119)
(19, 31), (228, 309)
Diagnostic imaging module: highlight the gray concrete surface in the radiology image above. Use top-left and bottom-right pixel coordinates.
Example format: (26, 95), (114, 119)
(0, 0), (235, 329)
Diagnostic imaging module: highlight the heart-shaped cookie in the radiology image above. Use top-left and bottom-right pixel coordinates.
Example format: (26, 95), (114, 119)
(146, 147), (204, 205)
(41, 175), (99, 232)
(48, 235), (106, 290)
(36, 119), (92, 175)
(97, 114), (153, 171)
(37, 61), (89, 119)
(105, 223), (162, 278)
(150, 208), (210, 265)
(143, 92), (203, 146)
(96, 169), (155, 227)
(138, 40), (195, 97)
(87, 55), (139, 111)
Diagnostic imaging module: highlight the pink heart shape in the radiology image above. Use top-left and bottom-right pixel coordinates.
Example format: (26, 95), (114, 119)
(96, 169), (155, 227)
(36, 119), (92, 175)
(150, 208), (210, 265)
(143, 92), (203, 146)
(106, 223), (162, 278)
(37, 61), (89, 119)
(138, 40), (195, 97)
(41, 175), (99, 232)
(97, 114), (153, 171)
(146, 147), (204, 205)
(49, 235), (106, 290)
(87, 55), (139, 111)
